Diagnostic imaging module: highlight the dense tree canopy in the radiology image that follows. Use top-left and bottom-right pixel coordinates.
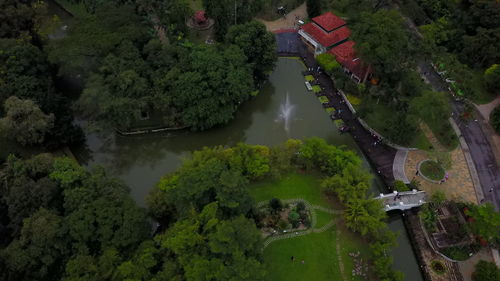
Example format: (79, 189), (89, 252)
(466, 203), (500, 245)
(226, 21), (277, 81)
(0, 96), (54, 146)
(351, 9), (414, 86)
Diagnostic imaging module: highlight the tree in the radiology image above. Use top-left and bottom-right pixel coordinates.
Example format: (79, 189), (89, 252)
(0, 154), (60, 236)
(306, 0), (322, 18)
(484, 64), (500, 93)
(167, 45), (254, 130)
(47, 5), (150, 76)
(409, 91), (450, 124)
(226, 21), (277, 81)
(0, 0), (37, 40)
(203, 0), (263, 40)
(490, 106), (500, 133)
(351, 10), (414, 86)
(0, 208), (69, 281)
(0, 96), (54, 146)
(393, 180), (410, 192)
(472, 260), (500, 281)
(461, 27), (500, 68)
(269, 198), (282, 213)
(156, 203), (266, 281)
(466, 203), (500, 244)
(315, 53), (341, 74)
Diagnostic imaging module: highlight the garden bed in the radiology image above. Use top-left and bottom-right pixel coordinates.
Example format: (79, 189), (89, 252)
(419, 160), (445, 181)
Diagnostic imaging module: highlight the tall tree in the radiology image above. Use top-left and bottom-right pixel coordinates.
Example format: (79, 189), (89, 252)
(0, 208), (69, 281)
(0, 96), (54, 146)
(306, 0), (321, 18)
(226, 21), (277, 81)
(466, 203), (500, 244)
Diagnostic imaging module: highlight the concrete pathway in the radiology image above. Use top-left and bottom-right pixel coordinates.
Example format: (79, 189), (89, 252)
(404, 124), (477, 204)
(257, 2), (307, 32)
(475, 95), (500, 122)
(458, 247), (495, 281)
(393, 149), (410, 183)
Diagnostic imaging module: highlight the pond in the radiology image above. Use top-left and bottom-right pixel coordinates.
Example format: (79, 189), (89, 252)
(73, 58), (422, 280)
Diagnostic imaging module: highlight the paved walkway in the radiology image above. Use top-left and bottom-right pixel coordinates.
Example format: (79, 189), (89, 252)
(404, 124), (477, 204)
(475, 95), (500, 122)
(458, 247), (495, 281)
(257, 2), (307, 31)
(275, 32), (398, 184)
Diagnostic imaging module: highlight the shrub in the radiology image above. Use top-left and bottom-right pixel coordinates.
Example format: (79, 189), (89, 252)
(490, 106), (500, 133)
(420, 204), (437, 232)
(277, 219), (290, 231)
(472, 260), (500, 281)
(484, 64), (500, 93)
(441, 246), (471, 261)
(296, 202), (306, 212)
(305, 75), (314, 82)
(269, 198), (282, 213)
(431, 260), (446, 275)
(316, 53), (340, 74)
(288, 211), (300, 228)
(394, 180), (410, 192)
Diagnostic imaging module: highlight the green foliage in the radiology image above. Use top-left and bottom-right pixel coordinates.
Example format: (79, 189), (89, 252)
(48, 5), (150, 76)
(306, 0), (322, 18)
(299, 137), (361, 175)
(203, 0), (263, 40)
(491, 106), (500, 134)
(441, 246), (472, 261)
(430, 191), (446, 206)
(168, 44), (254, 130)
(156, 203), (266, 280)
(420, 204), (438, 232)
(465, 203), (500, 244)
(0, 208), (68, 281)
(393, 180), (410, 192)
(315, 53), (340, 74)
(288, 211), (300, 227)
(472, 260), (500, 281)
(484, 64), (500, 93)
(269, 198), (283, 212)
(0, 39), (83, 148)
(0, 96), (54, 146)
(351, 10), (414, 86)
(0, 0), (38, 40)
(430, 260), (446, 275)
(419, 160), (445, 181)
(226, 20), (277, 80)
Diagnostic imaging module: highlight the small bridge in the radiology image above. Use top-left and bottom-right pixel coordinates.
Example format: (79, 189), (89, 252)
(375, 190), (426, 211)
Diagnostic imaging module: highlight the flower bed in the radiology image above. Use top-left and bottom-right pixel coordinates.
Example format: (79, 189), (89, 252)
(419, 160), (445, 181)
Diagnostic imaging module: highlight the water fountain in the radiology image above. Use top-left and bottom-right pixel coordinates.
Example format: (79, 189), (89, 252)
(278, 92), (295, 132)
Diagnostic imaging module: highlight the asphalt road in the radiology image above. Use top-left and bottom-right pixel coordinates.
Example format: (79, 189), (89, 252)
(419, 61), (500, 211)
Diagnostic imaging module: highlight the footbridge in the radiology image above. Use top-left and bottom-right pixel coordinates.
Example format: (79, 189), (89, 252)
(375, 190), (426, 211)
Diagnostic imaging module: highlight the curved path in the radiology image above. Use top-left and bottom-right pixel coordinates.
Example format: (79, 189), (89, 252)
(259, 198), (342, 249)
(275, 32), (398, 184)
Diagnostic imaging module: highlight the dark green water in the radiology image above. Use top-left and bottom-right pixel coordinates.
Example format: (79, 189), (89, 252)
(74, 58), (422, 280)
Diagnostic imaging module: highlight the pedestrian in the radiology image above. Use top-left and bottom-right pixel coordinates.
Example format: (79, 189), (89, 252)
(301, 260), (305, 264)
(291, 256), (295, 262)
(489, 187), (494, 192)
(480, 199), (485, 203)
(415, 170), (419, 176)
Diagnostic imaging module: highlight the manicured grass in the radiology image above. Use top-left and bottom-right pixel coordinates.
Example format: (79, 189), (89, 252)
(305, 75), (314, 82)
(420, 160), (445, 181)
(318, 96), (329, 104)
(412, 130), (434, 151)
(312, 85), (322, 93)
(250, 173), (329, 207)
(189, 0), (203, 11)
(264, 229), (340, 281)
(315, 210), (334, 229)
(346, 94), (362, 105)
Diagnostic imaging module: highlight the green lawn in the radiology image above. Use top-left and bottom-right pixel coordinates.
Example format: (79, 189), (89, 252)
(264, 229), (340, 281)
(251, 173), (370, 281)
(420, 160), (445, 181)
(54, 0), (88, 18)
(250, 173), (329, 207)
(315, 210), (333, 228)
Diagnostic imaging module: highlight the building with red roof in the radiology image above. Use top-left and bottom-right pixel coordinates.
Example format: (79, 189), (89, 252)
(328, 41), (371, 83)
(299, 12), (371, 83)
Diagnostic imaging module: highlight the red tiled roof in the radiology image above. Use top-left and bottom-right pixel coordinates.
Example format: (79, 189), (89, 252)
(312, 12), (346, 32)
(301, 23), (350, 48)
(328, 41), (371, 80)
